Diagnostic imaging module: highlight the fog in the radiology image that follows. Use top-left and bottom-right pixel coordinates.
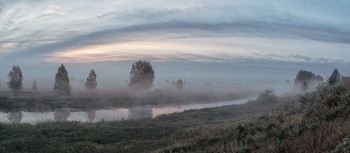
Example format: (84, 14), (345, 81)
(0, 59), (349, 124)
(1, 59), (346, 95)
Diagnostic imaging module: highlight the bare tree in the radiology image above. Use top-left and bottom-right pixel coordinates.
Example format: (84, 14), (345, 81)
(54, 64), (71, 94)
(85, 69), (97, 90)
(128, 60), (155, 90)
(7, 65), (23, 92)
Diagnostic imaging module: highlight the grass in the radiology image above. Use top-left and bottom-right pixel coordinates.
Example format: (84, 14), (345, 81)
(1, 79), (350, 152)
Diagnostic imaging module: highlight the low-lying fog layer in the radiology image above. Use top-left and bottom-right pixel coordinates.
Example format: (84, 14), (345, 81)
(0, 97), (252, 124)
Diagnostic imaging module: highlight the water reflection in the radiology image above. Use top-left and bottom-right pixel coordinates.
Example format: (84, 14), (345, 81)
(128, 106), (152, 120)
(54, 109), (71, 121)
(85, 110), (95, 122)
(7, 111), (23, 123)
(0, 98), (251, 124)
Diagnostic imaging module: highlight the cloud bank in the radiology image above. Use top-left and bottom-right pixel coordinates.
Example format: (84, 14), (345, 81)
(1, 0), (350, 64)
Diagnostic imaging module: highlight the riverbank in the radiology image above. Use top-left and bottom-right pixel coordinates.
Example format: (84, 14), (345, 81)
(0, 94), (286, 153)
(1, 80), (350, 152)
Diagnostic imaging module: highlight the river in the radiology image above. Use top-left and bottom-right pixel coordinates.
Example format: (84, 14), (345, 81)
(0, 98), (253, 124)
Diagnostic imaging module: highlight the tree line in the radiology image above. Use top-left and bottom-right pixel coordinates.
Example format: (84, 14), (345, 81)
(1, 60), (185, 94)
(294, 68), (341, 92)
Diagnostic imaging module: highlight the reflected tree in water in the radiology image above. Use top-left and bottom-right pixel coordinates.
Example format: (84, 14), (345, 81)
(7, 111), (23, 123)
(85, 110), (95, 122)
(54, 109), (71, 121)
(128, 106), (153, 120)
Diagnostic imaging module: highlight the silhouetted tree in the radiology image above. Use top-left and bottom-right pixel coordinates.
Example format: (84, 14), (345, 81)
(54, 64), (71, 94)
(176, 79), (183, 90)
(328, 69), (341, 85)
(128, 60), (155, 90)
(7, 65), (23, 92)
(32, 81), (37, 92)
(301, 81), (308, 92)
(85, 69), (97, 90)
(295, 70), (319, 85)
(294, 70), (323, 91)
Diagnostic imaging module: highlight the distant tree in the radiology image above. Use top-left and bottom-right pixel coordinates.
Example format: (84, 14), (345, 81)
(54, 64), (71, 94)
(295, 70), (316, 85)
(176, 79), (183, 90)
(301, 81), (308, 92)
(285, 79), (290, 83)
(328, 69), (341, 85)
(257, 89), (277, 103)
(128, 60), (155, 90)
(315, 75), (324, 82)
(294, 70), (323, 91)
(85, 69), (97, 90)
(32, 81), (37, 92)
(7, 65), (23, 92)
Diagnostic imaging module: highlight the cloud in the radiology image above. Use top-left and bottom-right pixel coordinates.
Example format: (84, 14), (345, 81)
(1, 0), (350, 65)
(3, 20), (350, 60)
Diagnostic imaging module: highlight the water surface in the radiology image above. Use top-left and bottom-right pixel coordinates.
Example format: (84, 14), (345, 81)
(0, 98), (252, 124)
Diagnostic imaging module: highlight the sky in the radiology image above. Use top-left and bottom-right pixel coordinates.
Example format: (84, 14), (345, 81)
(0, 0), (350, 91)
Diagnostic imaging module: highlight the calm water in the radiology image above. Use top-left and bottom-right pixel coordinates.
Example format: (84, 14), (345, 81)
(0, 98), (252, 124)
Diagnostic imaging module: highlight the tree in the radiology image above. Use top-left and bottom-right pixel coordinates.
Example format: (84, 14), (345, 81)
(176, 79), (183, 90)
(257, 89), (277, 103)
(54, 64), (71, 93)
(32, 81), (37, 92)
(301, 81), (308, 92)
(7, 65), (23, 91)
(294, 70), (323, 91)
(128, 60), (155, 90)
(85, 69), (97, 90)
(328, 68), (340, 85)
(295, 70), (319, 85)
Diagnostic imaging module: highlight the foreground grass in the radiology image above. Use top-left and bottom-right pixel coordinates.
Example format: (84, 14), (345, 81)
(159, 80), (350, 153)
(1, 80), (350, 152)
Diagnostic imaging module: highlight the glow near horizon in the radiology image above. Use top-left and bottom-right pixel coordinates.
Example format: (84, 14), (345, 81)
(44, 37), (350, 63)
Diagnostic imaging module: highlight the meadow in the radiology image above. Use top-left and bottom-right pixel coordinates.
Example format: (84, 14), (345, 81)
(1, 79), (350, 152)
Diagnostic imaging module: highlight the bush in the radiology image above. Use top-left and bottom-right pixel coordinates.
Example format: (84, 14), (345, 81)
(257, 89), (277, 103)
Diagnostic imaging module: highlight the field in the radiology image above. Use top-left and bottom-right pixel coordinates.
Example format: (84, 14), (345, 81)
(1, 80), (350, 152)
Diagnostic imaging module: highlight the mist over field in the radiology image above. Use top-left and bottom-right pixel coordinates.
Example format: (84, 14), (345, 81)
(0, 60), (347, 95)
(1, 0), (350, 152)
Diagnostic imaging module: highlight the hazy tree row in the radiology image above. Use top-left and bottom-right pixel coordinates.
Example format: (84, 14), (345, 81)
(1, 60), (162, 94)
(3, 61), (340, 94)
(1, 64), (97, 94)
(294, 68), (341, 92)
